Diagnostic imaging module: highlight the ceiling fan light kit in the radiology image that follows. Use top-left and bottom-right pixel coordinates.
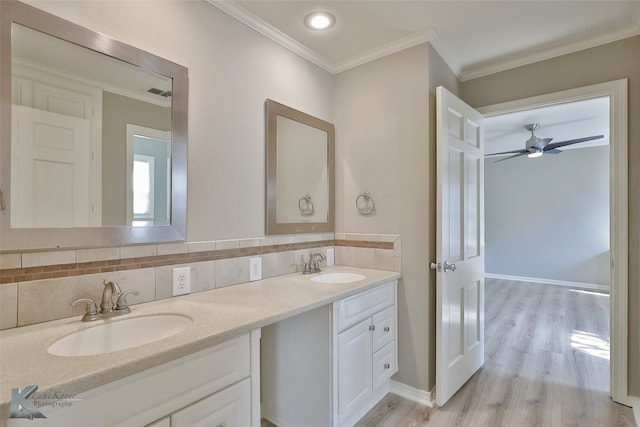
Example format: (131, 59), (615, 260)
(486, 122), (604, 162)
(527, 148), (543, 158)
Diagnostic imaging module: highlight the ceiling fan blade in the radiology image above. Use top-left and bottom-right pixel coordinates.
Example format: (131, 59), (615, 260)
(495, 152), (528, 162)
(544, 135), (604, 151)
(485, 148), (528, 157)
(545, 149), (562, 154)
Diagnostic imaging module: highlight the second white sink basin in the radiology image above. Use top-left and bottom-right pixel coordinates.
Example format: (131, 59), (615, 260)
(48, 314), (192, 357)
(310, 272), (366, 284)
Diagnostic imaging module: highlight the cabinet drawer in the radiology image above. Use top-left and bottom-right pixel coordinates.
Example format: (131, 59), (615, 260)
(44, 333), (252, 427)
(372, 305), (395, 352)
(372, 341), (396, 391)
(171, 377), (251, 427)
(337, 281), (395, 331)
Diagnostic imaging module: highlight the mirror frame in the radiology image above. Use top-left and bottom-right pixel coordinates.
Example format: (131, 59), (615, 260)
(0, 0), (188, 251)
(265, 99), (334, 235)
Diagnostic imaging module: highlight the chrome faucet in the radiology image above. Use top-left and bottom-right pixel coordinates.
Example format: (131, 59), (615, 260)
(303, 252), (327, 274)
(72, 280), (139, 322)
(100, 280), (122, 313)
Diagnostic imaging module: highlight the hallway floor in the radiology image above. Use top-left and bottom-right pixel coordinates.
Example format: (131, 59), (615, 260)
(355, 278), (635, 426)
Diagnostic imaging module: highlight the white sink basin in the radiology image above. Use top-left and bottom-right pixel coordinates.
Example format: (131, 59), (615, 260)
(48, 314), (192, 357)
(310, 272), (367, 284)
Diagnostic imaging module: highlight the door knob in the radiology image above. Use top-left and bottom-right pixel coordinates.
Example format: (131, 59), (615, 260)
(430, 261), (457, 272)
(443, 261), (457, 272)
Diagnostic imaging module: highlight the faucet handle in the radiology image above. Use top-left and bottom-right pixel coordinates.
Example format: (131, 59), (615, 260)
(301, 262), (312, 275)
(115, 290), (139, 311)
(71, 298), (100, 321)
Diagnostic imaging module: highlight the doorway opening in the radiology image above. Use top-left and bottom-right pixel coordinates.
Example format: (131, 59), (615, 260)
(478, 79), (629, 405)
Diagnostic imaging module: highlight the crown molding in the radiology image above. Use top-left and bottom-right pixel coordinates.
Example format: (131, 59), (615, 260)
(333, 28), (462, 76)
(207, 0), (336, 73)
(209, 0), (640, 80)
(208, 0), (459, 76)
(425, 29), (462, 78)
(332, 29), (431, 74)
(459, 21), (640, 81)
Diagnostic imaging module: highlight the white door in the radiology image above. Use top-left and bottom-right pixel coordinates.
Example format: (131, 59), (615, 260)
(11, 105), (91, 228)
(435, 86), (485, 406)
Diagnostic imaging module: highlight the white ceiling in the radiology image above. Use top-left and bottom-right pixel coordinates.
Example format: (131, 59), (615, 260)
(213, 0), (640, 80)
(212, 0), (625, 154)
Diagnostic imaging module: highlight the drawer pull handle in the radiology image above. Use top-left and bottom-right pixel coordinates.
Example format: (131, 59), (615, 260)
(384, 363), (390, 369)
(369, 325), (376, 331)
(384, 326), (390, 332)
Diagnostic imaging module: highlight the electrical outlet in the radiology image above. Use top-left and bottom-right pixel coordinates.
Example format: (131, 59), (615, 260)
(172, 266), (191, 296)
(249, 257), (262, 281)
(326, 248), (335, 266)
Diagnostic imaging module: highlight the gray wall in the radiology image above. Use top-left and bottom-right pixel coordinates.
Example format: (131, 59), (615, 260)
(460, 35), (640, 395)
(485, 145), (610, 286)
(335, 44), (431, 391)
(29, 0), (334, 240)
(334, 43), (459, 393)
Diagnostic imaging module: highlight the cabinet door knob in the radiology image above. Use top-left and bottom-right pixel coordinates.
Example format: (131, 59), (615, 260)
(384, 363), (390, 369)
(384, 326), (390, 332)
(369, 325), (375, 331)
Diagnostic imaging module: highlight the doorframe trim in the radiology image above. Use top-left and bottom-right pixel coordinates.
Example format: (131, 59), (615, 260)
(477, 79), (629, 405)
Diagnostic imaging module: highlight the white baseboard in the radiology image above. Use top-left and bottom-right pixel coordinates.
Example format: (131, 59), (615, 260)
(389, 380), (434, 407)
(484, 273), (610, 293)
(625, 395), (640, 424)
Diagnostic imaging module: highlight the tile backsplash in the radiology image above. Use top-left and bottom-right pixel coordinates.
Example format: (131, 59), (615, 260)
(0, 233), (401, 330)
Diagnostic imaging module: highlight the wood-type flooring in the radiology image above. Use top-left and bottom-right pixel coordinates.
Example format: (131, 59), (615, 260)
(264, 278), (635, 426)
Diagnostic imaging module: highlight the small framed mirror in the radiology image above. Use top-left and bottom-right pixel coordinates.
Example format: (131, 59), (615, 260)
(265, 99), (334, 235)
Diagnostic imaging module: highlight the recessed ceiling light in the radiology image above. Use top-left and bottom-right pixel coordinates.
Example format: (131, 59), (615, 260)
(304, 12), (336, 30)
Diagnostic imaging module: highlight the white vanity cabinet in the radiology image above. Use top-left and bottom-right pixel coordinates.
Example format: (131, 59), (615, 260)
(262, 280), (398, 427)
(334, 282), (397, 426)
(169, 377), (251, 427)
(39, 330), (261, 427)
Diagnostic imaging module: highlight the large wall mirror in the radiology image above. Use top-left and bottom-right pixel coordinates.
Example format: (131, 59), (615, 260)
(266, 99), (334, 235)
(0, 1), (188, 251)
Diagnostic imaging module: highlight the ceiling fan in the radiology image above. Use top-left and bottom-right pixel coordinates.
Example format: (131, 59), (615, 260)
(486, 123), (604, 162)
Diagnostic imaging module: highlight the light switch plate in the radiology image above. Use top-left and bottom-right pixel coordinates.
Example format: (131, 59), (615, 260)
(250, 257), (262, 281)
(172, 267), (191, 296)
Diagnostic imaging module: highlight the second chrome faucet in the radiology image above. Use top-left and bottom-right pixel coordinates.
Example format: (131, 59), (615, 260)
(302, 252), (327, 274)
(72, 279), (139, 322)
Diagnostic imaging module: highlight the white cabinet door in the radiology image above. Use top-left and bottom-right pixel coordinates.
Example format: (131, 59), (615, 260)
(338, 318), (373, 418)
(171, 378), (251, 427)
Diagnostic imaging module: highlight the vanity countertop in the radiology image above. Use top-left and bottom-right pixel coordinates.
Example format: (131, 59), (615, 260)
(0, 266), (400, 412)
